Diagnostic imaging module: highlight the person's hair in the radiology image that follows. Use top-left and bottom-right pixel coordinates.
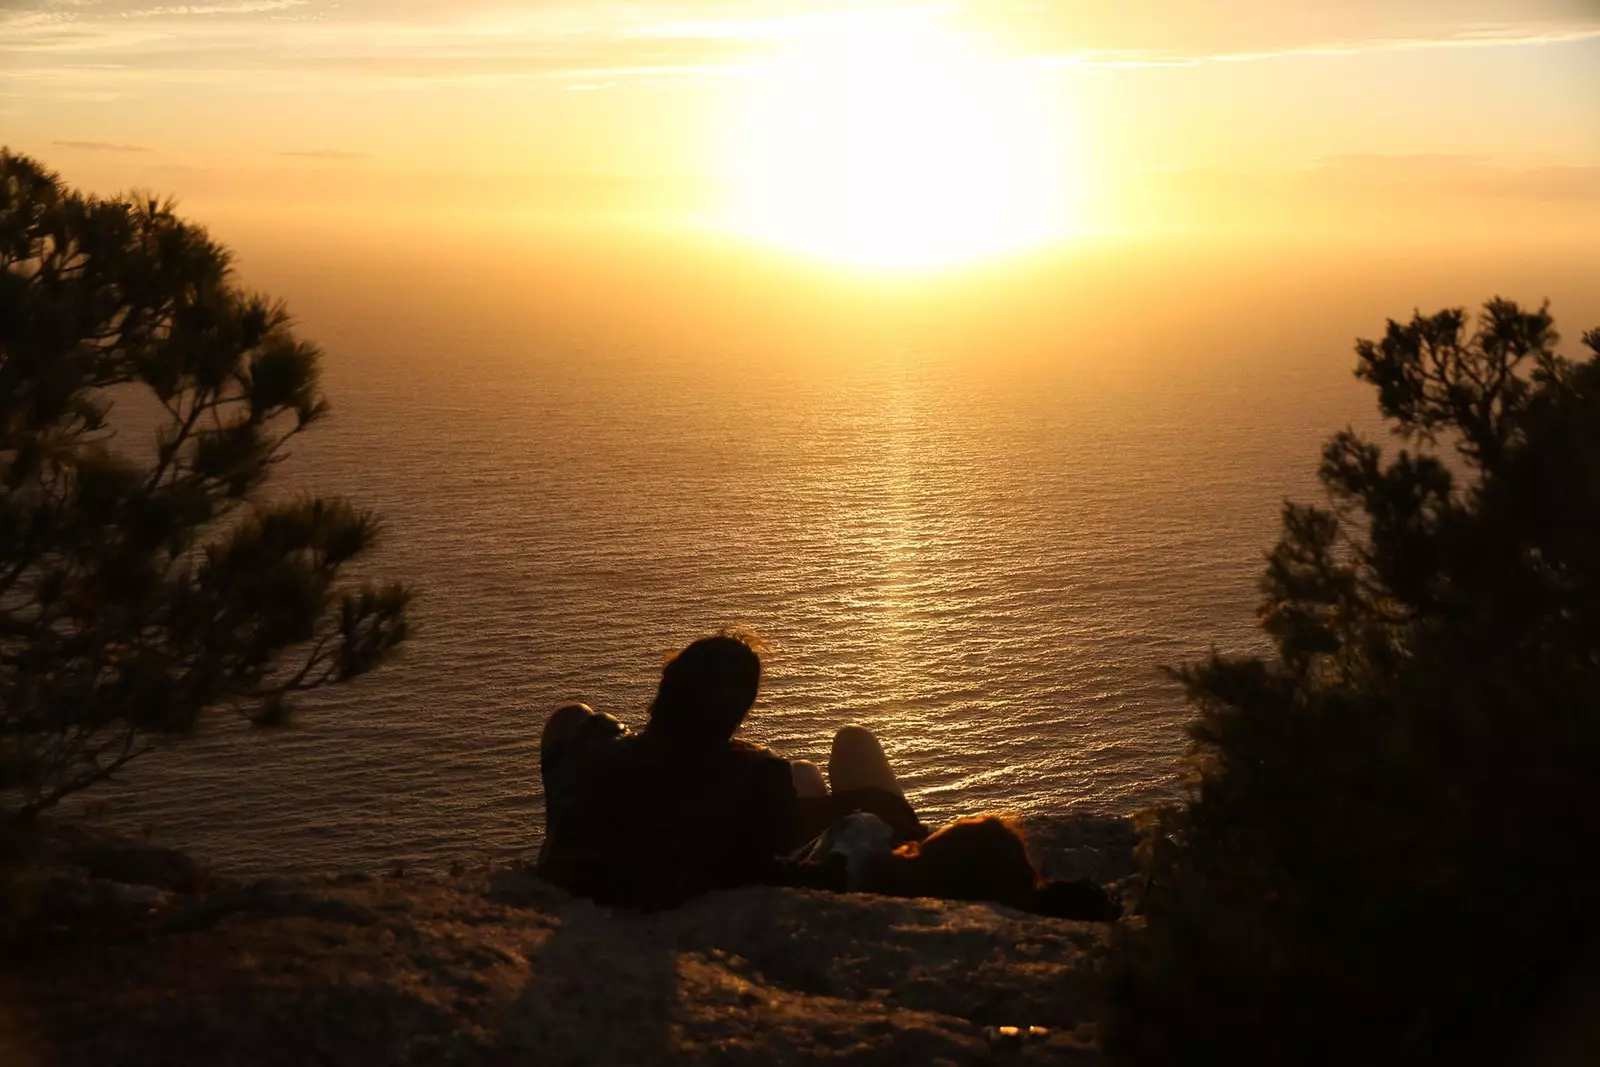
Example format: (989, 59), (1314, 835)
(879, 814), (1124, 920)
(884, 816), (1041, 907)
(647, 629), (765, 742)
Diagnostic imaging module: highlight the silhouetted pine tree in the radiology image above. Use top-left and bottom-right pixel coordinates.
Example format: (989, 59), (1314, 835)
(1106, 300), (1600, 1065)
(0, 151), (410, 824)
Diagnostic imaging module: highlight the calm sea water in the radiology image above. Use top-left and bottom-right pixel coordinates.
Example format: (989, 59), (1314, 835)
(79, 235), (1591, 875)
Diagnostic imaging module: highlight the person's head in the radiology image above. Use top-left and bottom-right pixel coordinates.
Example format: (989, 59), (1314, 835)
(883, 815), (1123, 920)
(647, 630), (764, 743)
(885, 816), (1041, 907)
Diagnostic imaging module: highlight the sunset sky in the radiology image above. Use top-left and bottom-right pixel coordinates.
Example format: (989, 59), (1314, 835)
(4, 0), (1598, 267)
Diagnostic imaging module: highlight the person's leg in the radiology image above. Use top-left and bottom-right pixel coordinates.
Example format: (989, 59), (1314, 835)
(790, 759), (828, 799)
(828, 726), (901, 796)
(537, 703), (597, 878)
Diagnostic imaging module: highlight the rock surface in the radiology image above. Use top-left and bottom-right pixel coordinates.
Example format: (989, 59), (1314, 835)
(2, 816), (1136, 1066)
(44, 822), (209, 893)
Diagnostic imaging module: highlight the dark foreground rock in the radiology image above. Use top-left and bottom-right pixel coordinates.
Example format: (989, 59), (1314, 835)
(3, 816), (1136, 1066)
(43, 822), (210, 894)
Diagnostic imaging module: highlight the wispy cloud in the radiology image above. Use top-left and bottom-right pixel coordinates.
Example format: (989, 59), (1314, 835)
(1, 2), (1596, 93)
(279, 148), (368, 159)
(1305, 155), (1600, 202)
(1134, 156), (1600, 205)
(1040, 23), (1600, 70)
(52, 138), (148, 151)
(115, 0), (308, 16)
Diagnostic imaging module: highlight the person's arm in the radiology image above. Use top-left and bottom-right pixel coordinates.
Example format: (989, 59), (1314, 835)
(540, 703), (628, 778)
(764, 850), (849, 891)
(537, 704), (629, 884)
(709, 755), (822, 891)
(818, 786), (928, 843)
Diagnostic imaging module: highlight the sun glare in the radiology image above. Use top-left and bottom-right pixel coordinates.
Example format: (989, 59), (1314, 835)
(722, 13), (1078, 273)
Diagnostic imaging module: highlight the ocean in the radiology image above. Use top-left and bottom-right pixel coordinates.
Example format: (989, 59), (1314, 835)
(78, 230), (1599, 874)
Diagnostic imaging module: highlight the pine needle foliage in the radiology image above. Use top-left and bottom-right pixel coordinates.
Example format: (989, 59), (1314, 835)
(1105, 300), (1600, 1065)
(0, 151), (410, 822)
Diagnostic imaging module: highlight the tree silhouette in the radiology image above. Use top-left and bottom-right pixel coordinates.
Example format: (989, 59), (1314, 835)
(1106, 299), (1600, 1064)
(0, 151), (410, 822)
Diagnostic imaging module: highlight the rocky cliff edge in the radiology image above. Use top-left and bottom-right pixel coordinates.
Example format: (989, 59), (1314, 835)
(2, 815), (1139, 1067)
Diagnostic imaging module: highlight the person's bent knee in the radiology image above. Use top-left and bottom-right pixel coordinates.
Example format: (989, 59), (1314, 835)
(833, 725), (879, 745)
(829, 725), (900, 795)
(543, 702), (595, 753)
(831, 725), (888, 764)
(790, 759), (828, 799)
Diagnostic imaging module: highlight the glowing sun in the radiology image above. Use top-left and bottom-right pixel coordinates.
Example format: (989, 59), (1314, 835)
(722, 13), (1076, 272)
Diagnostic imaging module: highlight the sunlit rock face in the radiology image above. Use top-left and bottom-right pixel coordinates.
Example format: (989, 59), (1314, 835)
(13, 816), (1134, 1066)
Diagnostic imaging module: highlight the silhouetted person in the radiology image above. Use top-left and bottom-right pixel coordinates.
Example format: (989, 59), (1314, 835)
(538, 633), (831, 909)
(797, 811), (1121, 920)
(883, 816), (1121, 920)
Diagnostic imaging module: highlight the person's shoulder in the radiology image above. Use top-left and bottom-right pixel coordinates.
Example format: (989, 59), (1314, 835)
(725, 737), (786, 765)
(724, 739), (796, 803)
